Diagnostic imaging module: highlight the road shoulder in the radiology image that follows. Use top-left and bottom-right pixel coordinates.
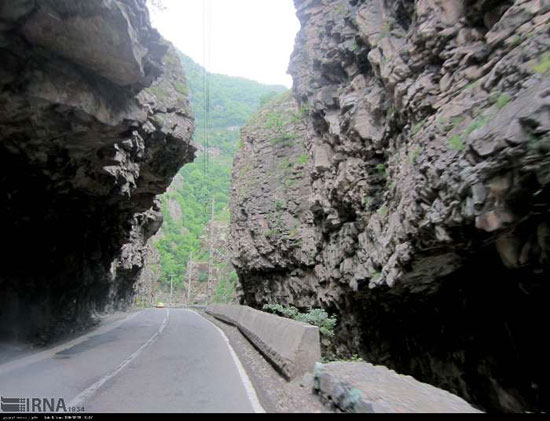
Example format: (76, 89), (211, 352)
(198, 310), (330, 413)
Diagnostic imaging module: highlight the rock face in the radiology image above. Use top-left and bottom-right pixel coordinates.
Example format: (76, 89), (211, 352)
(231, 0), (550, 413)
(231, 92), (321, 307)
(0, 0), (195, 342)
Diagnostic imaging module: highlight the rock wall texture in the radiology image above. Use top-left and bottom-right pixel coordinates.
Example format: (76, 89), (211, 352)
(313, 361), (481, 413)
(0, 0), (195, 342)
(231, 92), (321, 306)
(231, 0), (550, 413)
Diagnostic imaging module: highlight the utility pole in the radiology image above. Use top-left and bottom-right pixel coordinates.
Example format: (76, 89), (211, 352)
(207, 197), (215, 302)
(186, 253), (193, 307)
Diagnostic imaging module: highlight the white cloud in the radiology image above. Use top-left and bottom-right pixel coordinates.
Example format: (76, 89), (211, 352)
(149, 0), (300, 88)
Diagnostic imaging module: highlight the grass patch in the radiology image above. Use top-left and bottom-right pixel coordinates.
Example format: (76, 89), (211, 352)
(495, 93), (512, 109)
(532, 53), (550, 74)
(408, 147), (422, 164)
(448, 135), (464, 151)
(297, 153), (309, 165)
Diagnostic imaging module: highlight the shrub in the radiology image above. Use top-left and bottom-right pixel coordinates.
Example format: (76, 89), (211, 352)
(263, 304), (337, 337)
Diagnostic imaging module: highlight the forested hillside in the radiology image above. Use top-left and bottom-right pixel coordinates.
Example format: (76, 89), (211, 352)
(153, 52), (286, 297)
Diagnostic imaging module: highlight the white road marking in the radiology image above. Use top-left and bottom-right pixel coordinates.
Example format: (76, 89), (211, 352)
(189, 310), (265, 414)
(67, 309), (170, 409)
(0, 310), (144, 375)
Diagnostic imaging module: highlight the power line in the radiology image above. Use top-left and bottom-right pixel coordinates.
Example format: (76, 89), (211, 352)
(202, 0), (212, 176)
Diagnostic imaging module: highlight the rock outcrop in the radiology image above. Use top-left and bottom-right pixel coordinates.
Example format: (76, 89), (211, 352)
(313, 361), (481, 413)
(231, 0), (550, 412)
(231, 92), (321, 306)
(0, 0), (195, 342)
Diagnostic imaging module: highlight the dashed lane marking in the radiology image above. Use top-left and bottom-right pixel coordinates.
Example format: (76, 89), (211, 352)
(67, 309), (170, 409)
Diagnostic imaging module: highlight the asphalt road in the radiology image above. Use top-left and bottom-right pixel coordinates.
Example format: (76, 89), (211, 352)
(0, 309), (263, 413)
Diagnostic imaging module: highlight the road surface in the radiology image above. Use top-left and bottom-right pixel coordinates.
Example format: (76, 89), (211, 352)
(0, 309), (263, 413)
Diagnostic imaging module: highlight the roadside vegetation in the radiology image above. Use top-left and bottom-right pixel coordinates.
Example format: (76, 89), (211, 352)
(262, 304), (337, 338)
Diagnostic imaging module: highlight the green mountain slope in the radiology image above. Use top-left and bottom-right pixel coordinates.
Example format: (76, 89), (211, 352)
(154, 52), (286, 293)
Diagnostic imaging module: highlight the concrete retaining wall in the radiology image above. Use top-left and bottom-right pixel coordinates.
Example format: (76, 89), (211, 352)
(205, 304), (321, 380)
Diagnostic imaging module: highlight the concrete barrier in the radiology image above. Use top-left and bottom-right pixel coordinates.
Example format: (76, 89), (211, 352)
(205, 304), (321, 380)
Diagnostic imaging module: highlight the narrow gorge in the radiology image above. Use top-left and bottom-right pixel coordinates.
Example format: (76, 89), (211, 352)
(0, 0), (548, 414)
(230, 0), (550, 413)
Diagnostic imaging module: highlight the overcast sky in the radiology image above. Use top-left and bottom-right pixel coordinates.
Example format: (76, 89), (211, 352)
(148, 0), (300, 88)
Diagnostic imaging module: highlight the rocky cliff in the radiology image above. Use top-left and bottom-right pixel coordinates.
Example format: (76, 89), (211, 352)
(231, 0), (550, 412)
(0, 0), (195, 342)
(231, 92), (320, 306)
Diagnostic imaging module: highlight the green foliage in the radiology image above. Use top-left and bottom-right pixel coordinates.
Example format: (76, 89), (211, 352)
(264, 111), (286, 131)
(275, 199), (286, 211)
(263, 304), (338, 337)
(465, 79), (481, 90)
(259, 91), (279, 106)
(411, 121), (423, 135)
(173, 81), (188, 96)
(377, 205), (388, 217)
(532, 53), (550, 74)
(322, 354), (365, 363)
(177, 52), (286, 128)
(408, 147), (422, 164)
(154, 51), (286, 289)
(213, 271), (239, 304)
(297, 153), (309, 165)
(448, 135), (464, 151)
(277, 157), (293, 171)
(376, 163), (388, 179)
(371, 271), (382, 281)
(495, 93), (512, 109)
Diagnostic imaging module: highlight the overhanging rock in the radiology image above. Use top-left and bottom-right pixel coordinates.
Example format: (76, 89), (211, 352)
(205, 304), (321, 380)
